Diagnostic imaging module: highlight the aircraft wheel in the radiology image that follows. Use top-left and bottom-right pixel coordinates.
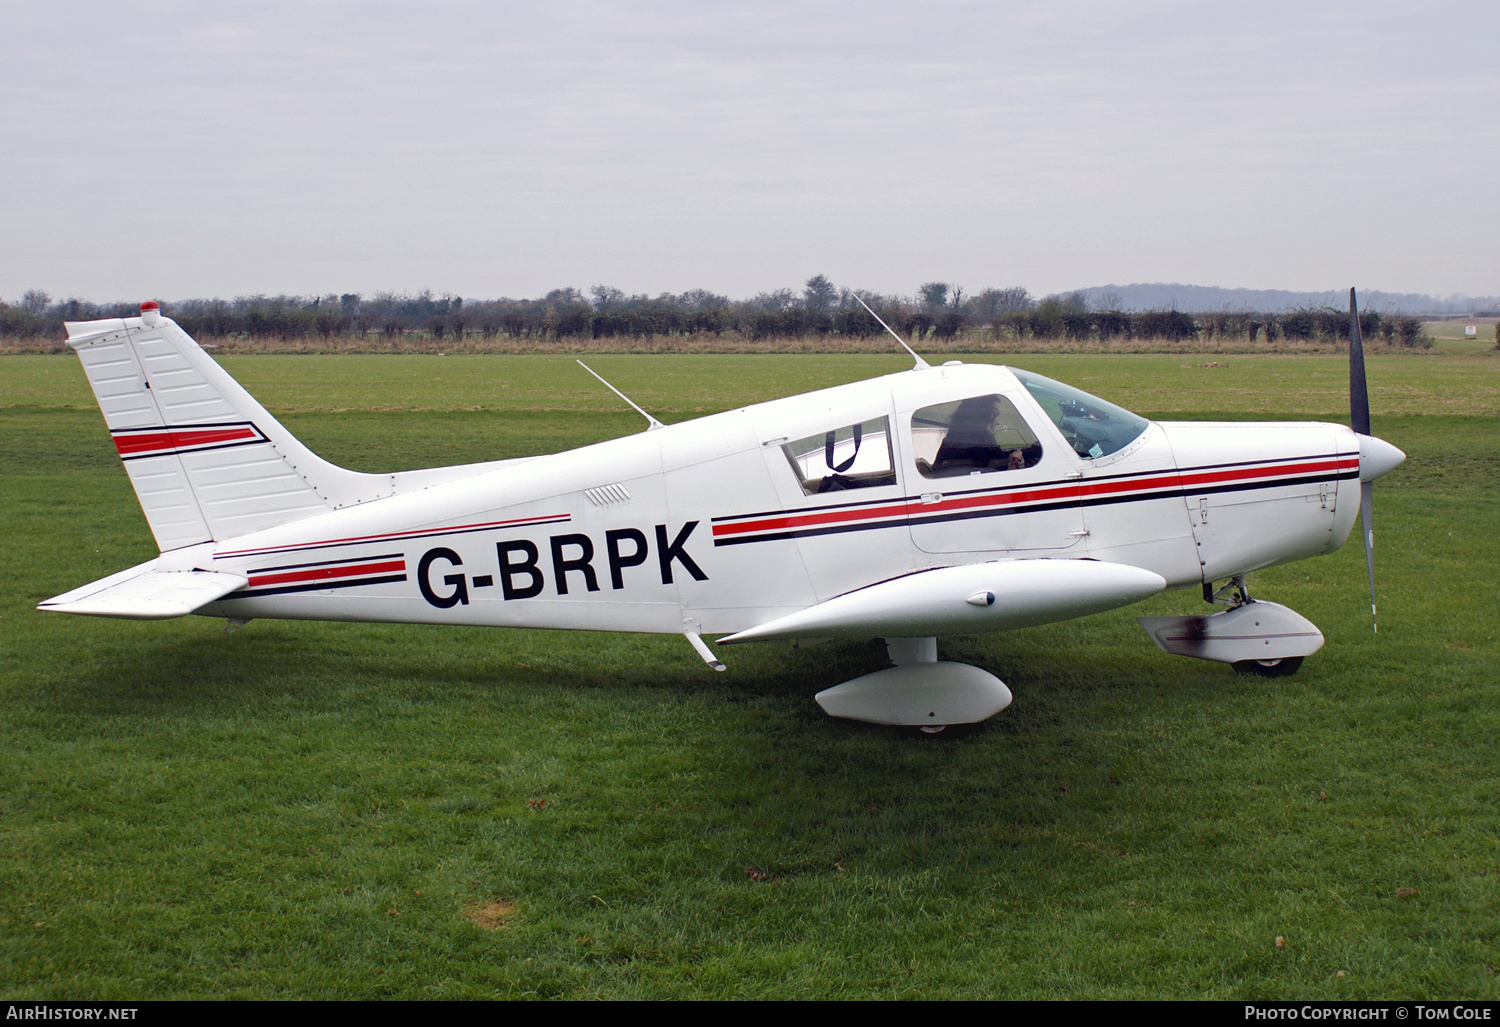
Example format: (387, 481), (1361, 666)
(904, 723), (981, 740)
(1232, 656), (1304, 678)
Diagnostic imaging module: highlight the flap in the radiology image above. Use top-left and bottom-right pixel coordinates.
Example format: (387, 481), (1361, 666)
(39, 561), (248, 619)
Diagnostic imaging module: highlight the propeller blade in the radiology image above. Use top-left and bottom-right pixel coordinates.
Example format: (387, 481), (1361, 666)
(1360, 479), (1377, 633)
(1350, 288), (1377, 632)
(1349, 287), (1370, 435)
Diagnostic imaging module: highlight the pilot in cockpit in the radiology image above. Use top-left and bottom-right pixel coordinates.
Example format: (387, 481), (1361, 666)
(930, 395), (1041, 476)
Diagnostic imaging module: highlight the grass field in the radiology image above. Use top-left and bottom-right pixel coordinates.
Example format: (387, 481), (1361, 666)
(1423, 320), (1499, 356)
(1, 352), (1497, 999)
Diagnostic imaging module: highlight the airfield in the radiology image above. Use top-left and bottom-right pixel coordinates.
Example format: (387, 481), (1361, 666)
(1, 349), (1496, 999)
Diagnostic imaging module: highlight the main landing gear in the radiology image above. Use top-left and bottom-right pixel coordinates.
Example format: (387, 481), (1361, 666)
(813, 637), (1012, 732)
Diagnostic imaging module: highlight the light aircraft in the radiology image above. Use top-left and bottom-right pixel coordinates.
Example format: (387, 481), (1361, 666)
(40, 293), (1404, 732)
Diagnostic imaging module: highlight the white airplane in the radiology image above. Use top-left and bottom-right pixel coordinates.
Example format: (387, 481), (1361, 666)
(40, 293), (1405, 732)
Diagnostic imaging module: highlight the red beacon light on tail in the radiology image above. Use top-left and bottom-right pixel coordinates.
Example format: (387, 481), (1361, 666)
(140, 301), (161, 327)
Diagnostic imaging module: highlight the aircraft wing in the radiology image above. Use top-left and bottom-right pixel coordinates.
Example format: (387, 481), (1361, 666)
(38, 559), (248, 619)
(717, 559), (1166, 643)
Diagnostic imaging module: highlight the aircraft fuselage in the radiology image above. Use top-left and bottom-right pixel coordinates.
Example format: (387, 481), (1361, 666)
(187, 363), (1361, 635)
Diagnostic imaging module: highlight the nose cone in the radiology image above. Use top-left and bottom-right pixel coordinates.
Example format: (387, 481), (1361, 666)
(1359, 434), (1405, 482)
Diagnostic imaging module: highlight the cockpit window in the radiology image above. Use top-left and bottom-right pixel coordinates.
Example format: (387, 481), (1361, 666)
(782, 417), (897, 495)
(911, 394), (1043, 479)
(1010, 368), (1149, 459)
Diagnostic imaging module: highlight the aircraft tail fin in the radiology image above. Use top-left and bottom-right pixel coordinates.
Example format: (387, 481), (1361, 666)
(65, 304), (392, 551)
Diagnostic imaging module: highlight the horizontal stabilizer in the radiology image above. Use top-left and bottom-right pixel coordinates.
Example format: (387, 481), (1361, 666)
(39, 560), (248, 619)
(719, 559), (1166, 643)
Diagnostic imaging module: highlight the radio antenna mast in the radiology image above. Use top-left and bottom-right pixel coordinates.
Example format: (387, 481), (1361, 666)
(577, 360), (664, 431)
(852, 293), (930, 370)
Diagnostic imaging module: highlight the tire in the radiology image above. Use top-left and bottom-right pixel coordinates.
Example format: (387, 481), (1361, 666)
(904, 723), (981, 740)
(1232, 656), (1304, 678)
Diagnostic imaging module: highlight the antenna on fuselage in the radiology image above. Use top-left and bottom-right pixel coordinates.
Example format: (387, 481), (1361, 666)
(576, 360), (664, 431)
(851, 293), (930, 370)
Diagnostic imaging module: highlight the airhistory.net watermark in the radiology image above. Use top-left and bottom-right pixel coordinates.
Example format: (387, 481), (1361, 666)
(5, 1008), (137, 1021)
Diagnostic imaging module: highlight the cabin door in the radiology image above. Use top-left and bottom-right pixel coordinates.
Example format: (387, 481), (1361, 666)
(901, 391), (1087, 556)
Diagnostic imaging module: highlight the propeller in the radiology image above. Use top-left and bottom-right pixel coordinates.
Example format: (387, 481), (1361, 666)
(1348, 288), (1406, 632)
(1349, 288), (1379, 631)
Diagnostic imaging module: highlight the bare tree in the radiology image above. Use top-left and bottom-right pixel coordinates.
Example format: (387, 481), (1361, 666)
(590, 285), (625, 309)
(748, 289), (797, 311)
(967, 287), (1033, 320)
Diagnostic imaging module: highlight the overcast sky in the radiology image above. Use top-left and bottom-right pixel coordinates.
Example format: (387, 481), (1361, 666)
(3, 1), (1496, 302)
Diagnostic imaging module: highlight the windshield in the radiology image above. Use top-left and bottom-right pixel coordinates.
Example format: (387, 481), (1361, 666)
(1009, 368), (1148, 459)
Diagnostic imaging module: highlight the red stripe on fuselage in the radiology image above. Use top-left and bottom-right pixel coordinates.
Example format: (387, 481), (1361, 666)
(247, 559), (406, 588)
(217, 513), (572, 558)
(1175, 457), (1356, 492)
(712, 456), (1358, 538)
(113, 427), (260, 456)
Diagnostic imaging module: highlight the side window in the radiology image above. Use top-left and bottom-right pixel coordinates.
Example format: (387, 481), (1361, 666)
(911, 394), (1043, 479)
(782, 417), (897, 495)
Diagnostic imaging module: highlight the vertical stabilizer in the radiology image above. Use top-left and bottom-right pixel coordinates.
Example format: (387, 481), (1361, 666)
(65, 305), (391, 551)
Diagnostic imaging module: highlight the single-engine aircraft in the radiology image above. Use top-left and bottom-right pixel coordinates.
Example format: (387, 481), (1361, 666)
(41, 292), (1405, 732)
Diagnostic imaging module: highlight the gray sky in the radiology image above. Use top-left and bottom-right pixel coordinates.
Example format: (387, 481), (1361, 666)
(3, 0), (1496, 302)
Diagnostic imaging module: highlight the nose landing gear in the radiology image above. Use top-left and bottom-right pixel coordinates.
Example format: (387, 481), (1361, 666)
(1138, 576), (1323, 674)
(1233, 656), (1305, 678)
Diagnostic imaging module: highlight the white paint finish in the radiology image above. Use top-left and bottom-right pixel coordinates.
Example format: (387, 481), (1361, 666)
(886, 637), (937, 666)
(1159, 421), (1358, 581)
(69, 333), (158, 429)
(45, 314), (1385, 731)
(1138, 601), (1325, 665)
(121, 453), (214, 551)
(204, 590), (686, 634)
(132, 330), (241, 424)
(1077, 424), (1200, 587)
(1358, 435), (1406, 482)
(815, 663), (1012, 727)
(179, 444), (333, 537)
(719, 560), (1167, 643)
(900, 365), (1087, 556)
(40, 557), (159, 607)
(40, 568), (248, 619)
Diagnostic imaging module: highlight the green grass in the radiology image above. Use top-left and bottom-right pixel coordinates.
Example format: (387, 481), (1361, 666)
(1, 354), (1497, 998)
(1423, 321), (1499, 356)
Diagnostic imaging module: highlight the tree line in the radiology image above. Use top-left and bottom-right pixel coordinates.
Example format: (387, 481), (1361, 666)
(0, 278), (1432, 347)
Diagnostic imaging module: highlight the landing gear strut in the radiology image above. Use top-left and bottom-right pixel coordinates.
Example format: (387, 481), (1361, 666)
(1203, 574), (1251, 608)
